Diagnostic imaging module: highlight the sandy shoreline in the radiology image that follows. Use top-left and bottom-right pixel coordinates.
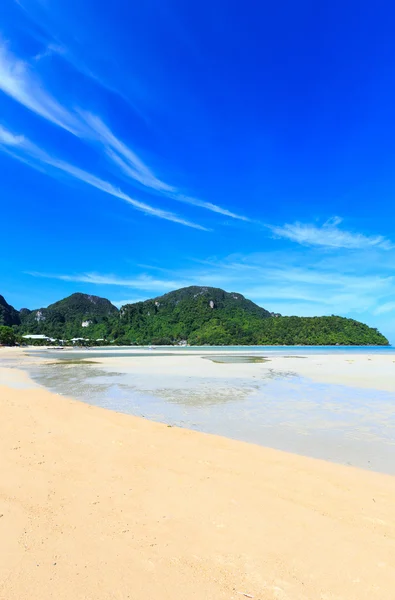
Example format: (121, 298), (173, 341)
(1, 358), (395, 598)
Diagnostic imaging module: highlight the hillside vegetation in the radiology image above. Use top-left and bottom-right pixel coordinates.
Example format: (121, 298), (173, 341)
(0, 295), (20, 327)
(117, 286), (272, 345)
(1, 286), (389, 346)
(19, 293), (118, 340)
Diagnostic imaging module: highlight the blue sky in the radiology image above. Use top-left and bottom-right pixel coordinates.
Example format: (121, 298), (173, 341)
(1, 0), (395, 342)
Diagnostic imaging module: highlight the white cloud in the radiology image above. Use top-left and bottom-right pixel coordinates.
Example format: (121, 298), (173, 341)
(25, 253), (395, 317)
(374, 302), (395, 315)
(0, 124), (208, 230)
(11, 0), (140, 112)
(80, 112), (249, 220)
(260, 265), (394, 291)
(80, 112), (175, 192)
(0, 40), (247, 221)
(269, 217), (393, 250)
(23, 246), (395, 344)
(26, 271), (191, 291)
(168, 193), (249, 221)
(33, 44), (66, 62)
(106, 148), (174, 193)
(0, 42), (85, 135)
(0, 124), (24, 145)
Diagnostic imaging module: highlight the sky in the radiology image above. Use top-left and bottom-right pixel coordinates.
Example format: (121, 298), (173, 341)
(1, 0), (395, 342)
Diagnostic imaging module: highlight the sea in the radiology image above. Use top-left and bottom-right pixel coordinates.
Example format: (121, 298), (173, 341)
(32, 344), (395, 358)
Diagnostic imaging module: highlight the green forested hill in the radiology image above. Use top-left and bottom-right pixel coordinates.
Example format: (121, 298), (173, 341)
(19, 293), (119, 340)
(244, 315), (387, 346)
(116, 286), (272, 344)
(0, 295), (20, 326)
(116, 287), (388, 346)
(1, 287), (389, 345)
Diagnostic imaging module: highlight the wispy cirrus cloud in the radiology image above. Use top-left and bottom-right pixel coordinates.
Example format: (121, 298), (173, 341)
(23, 245), (395, 340)
(0, 124), (24, 146)
(0, 125), (208, 230)
(0, 39), (248, 222)
(79, 112), (249, 220)
(25, 249), (395, 316)
(0, 42), (85, 135)
(269, 217), (393, 250)
(26, 271), (190, 291)
(33, 44), (66, 63)
(12, 0), (143, 114)
(373, 301), (395, 315)
(80, 112), (175, 192)
(168, 192), (249, 220)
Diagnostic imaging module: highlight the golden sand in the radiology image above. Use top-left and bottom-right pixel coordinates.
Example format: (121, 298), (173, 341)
(1, 373), (395, 599)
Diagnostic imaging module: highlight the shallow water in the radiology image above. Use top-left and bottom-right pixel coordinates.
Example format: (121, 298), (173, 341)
(29, 344), (395, 361)
(24, 355), (395, 475)
(202, 355), (268, 363)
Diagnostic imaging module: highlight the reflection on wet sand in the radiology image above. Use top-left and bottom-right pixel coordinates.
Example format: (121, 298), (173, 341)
(21, 353), (395, 475)
(202, 355), (268, 363)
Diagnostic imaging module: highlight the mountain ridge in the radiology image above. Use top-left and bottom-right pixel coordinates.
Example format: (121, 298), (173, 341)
(1, 287), (389, 346)
(19, 292), (119, 340)
(117, 286), (273, 344)
(0, 294), (21, 327)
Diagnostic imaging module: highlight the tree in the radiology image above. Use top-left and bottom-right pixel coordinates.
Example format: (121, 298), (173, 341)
(0, 326), (17, 346)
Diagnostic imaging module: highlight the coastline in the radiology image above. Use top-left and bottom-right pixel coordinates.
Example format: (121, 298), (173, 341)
(1, 360), (395, 598)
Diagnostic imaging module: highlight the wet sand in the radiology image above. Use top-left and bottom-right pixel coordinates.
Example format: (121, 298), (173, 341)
(1, 358), (395, 599)
(18, 345), (395, 391)
(2, 347), (395, 472)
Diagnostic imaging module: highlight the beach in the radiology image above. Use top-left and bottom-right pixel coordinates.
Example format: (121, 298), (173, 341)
(1, 349), (395, 598)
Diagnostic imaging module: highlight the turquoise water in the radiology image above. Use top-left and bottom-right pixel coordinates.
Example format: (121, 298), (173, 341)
(30, 344), (395, 362)
(139, 345), (395, 353)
